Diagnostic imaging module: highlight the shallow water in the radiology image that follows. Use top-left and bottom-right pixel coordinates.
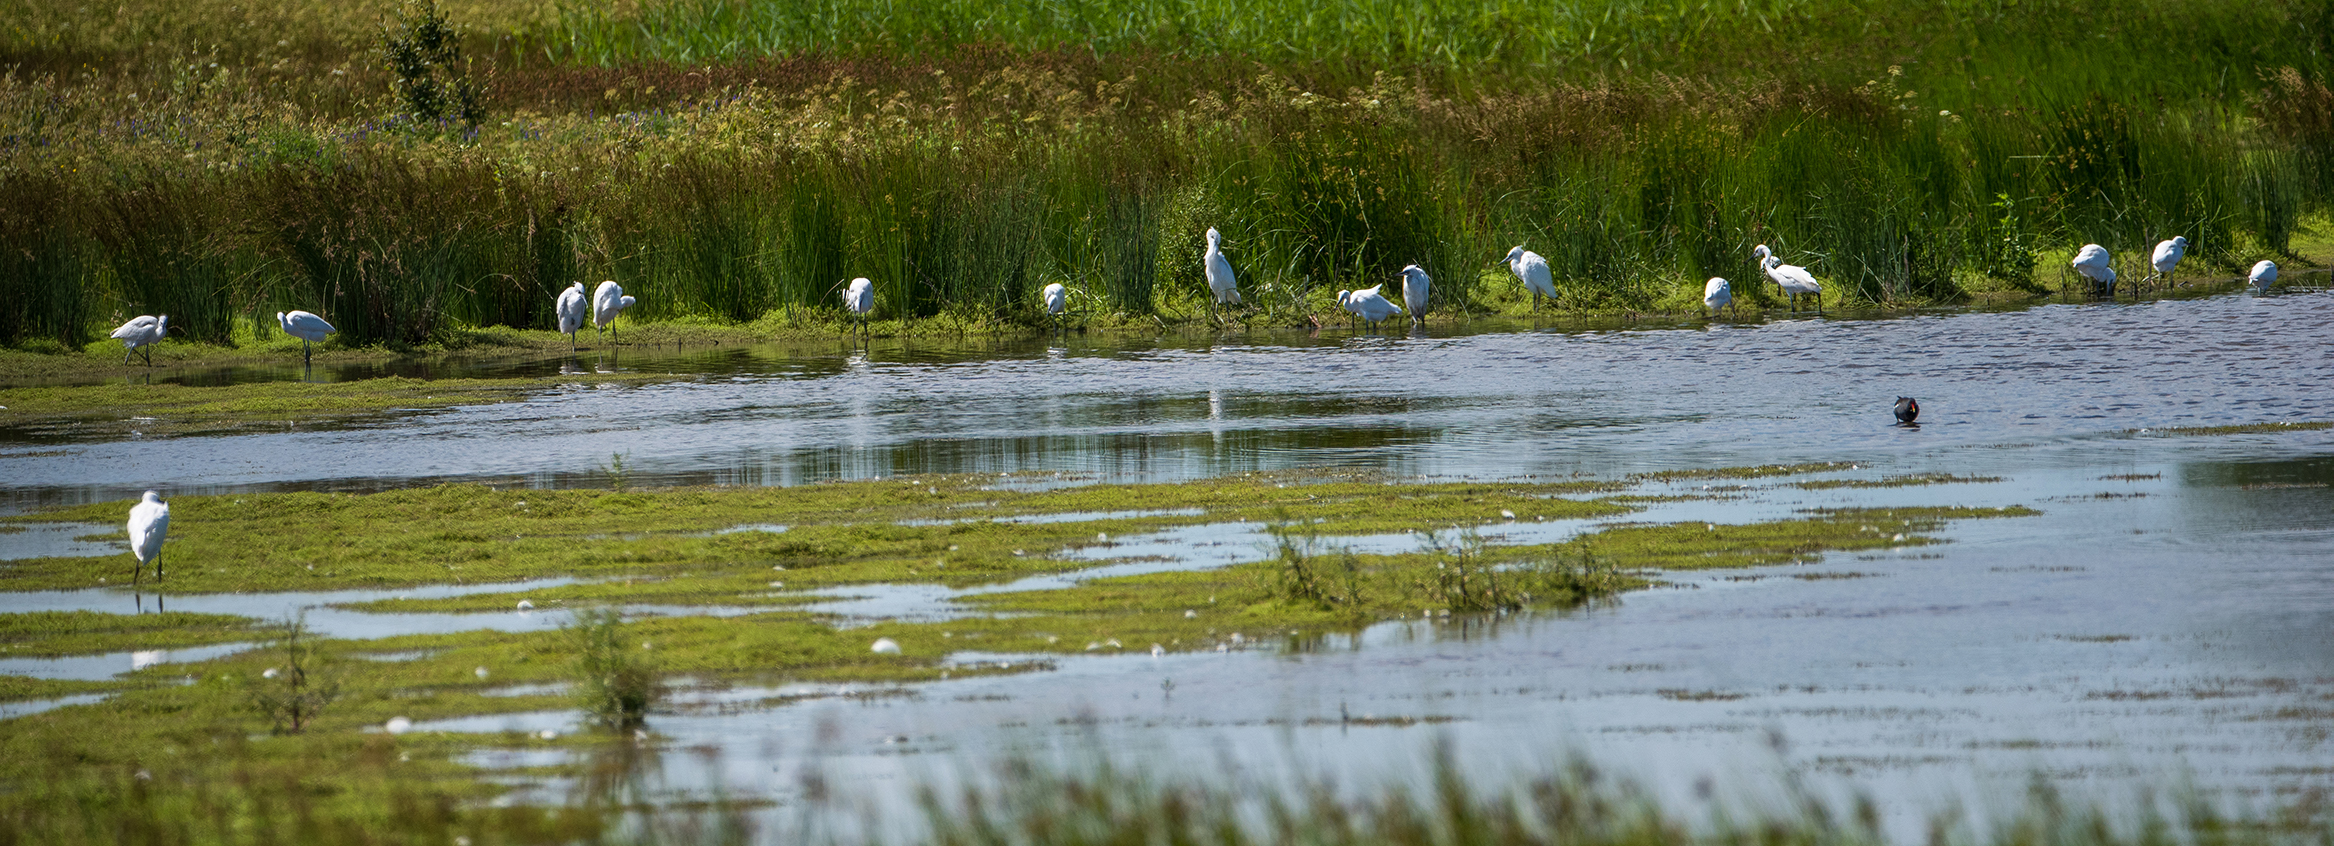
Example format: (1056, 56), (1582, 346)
(5, 289), (2334, 836)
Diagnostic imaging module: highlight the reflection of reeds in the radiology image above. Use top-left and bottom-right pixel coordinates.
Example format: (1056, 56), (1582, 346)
(1, 1), (2325, 345)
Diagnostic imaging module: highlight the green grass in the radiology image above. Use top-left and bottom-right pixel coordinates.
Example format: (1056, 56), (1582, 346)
(0, 611), (260, 657)
(1, 0), (2328, 350)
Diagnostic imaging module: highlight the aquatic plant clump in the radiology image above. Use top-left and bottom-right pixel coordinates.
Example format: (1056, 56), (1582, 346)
(566, 608), (663, 730)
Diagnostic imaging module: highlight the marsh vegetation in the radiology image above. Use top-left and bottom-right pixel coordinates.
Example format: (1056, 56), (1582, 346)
(2, 0), (2329, 352)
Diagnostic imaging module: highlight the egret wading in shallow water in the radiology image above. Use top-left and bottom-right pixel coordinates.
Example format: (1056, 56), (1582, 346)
(555, 282), (587, 351)
(1504, 246), (1557, 311)
(1399, 265), (1431, 326)
(844, 277), (874, 338)
(1894, 396), (1920, 424)
(110, 315), (169, 366)
(126, 491), (169, 588)
(2071, 244), (2117, 298)
(2249, 260), (2279, 294)
(1041, 283), (1068, 333)
(592, 280), (635, 344)
(1203, 228), (1240, 319)
(1753, 245), (1823, 313)
(2148, 237), (2188, 289)
(276, 310), (335, 364)
(1702, 277), (1733, 319)
(1338, 285), (1403, 330)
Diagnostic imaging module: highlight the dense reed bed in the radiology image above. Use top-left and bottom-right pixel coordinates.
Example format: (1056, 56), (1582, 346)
(1, 0), (2327, 348)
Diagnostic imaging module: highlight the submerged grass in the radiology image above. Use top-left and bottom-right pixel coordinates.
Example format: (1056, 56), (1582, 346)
(2132, 421), (2334, 437)
(0, 472), (2056, 842)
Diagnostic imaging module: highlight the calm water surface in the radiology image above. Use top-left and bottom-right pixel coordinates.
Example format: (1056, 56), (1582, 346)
(3, 288), (2332, 837)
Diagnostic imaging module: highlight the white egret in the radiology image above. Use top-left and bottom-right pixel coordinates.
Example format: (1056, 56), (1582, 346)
(592, 280), (636, 344)
(844, 277), (874, 337)
(110, 315), (170, 366)
(1503, 246), (1557, 310)
(1338, 285), (1404, 330)
(1753, 245), (1823, 313)
(1702, 277), (1733, 318)
(276, 310), (336, 364)
(126, 491), (169, 588)
(2070, 244), (2116, 297)
(2249, 260), (2279, 294)
(1203, 228), (1240, 315)
(1399, 264), (1431, 326)
(1041, 282), (1068, 334)
(555, 282), (587, 350)
(2148, 237), (2188, 288)
(1894, 397), (1920, 424)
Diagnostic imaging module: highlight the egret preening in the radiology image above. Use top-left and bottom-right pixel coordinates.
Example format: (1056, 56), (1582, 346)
(1702, 277), (1733, 318)
(1338, 285), (1403, 330)
(555, 282), (588, 350)
(844, 277), (874, 338)
(1041, 282), (1068, 333)
(1753, 245), (1823, 313)
(1504, 246), (1557, 310)
(126, 491), (169, 588)
(2249, 260), (2279, 294)
(592, 280), (636, 344)
(1399, 265), (1431, 326)
(1894, 396), (1920, 424)
(276, 310), (336, 364)
(110, 315), (170, 366)
(2070, 244), (2116, 298)
(1203, 228), (1240, 317)
(2148, 237), (2188, 288)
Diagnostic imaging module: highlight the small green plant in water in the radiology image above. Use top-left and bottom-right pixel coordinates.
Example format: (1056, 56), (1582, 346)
(1422, 531), (1627, 612)
(1268, 517), (1362, 610)
(567, 608), (661, 730)
(601, 452), (631, 492)
(244, 612), (341, 734)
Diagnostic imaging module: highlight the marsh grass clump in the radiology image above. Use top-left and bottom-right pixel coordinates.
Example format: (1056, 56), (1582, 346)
(1269, 518), (1363, 611)
(382, 0), (485, 130)
(244, 612), (342, 734)
(1419, 530), (1629, 612)
(567, 607), (662, 730)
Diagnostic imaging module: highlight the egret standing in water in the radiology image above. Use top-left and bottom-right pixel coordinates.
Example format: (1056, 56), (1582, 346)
(126, 491), (169, 588)
(1702, 277), (1733, 319)
(1504, 246), (1557, 311)
(555, 282), (588, 350)
(1338, 285), (1403, 330)
(1041, 282), (1068, 333)
(2148, 237), (2188, 289)
(110, 315), (170, 366)
(1203, 228), (1241, 318)
(592, 280), (635, 344)
(1399, 265), (1431, 326)
(2249, 260), (2279, 294)
(844, 277), (874, 338)
(2071, 244), (2116, 298)
(277, 310), (336, 364)
(1753, 245), (1823, 313)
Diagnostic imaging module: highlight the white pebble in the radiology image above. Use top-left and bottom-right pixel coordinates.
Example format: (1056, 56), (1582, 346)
(1185, 609), (1198, 619)
(870, 638), (902, 655)
(515, 600), (534, 611)
(385, 716), (413, 735)
(474, 666), (490, 679)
